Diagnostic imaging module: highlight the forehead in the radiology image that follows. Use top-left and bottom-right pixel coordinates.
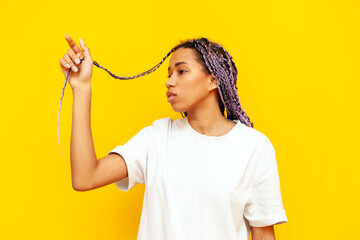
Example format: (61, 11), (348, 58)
(169, 48), (198, 66)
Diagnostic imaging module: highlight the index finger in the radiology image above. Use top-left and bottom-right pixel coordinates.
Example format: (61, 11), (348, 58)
(65, 34), (83, 56)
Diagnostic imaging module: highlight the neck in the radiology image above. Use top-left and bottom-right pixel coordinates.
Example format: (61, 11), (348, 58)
(186, 107), (235, 136)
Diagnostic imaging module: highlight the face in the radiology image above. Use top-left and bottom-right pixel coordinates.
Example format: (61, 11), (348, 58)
(166, 47), (217, 113)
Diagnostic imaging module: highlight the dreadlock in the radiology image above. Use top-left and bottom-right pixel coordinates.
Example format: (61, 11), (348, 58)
(58, 37), (254, 159)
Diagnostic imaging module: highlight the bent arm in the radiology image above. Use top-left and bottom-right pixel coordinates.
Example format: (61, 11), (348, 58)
(70, 84), (128, 191)
(251, 225), (275, 240)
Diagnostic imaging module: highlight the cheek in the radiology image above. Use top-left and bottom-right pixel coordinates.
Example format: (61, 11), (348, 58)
(180, 78), (209, 103)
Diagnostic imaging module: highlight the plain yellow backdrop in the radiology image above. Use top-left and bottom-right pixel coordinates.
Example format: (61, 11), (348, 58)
(0, 0), (359, 239)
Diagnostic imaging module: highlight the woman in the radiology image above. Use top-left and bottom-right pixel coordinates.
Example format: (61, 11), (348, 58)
(59, 34), (288, 240)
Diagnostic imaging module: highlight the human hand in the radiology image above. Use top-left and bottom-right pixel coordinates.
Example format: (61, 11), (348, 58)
(59, 34), (93, 89)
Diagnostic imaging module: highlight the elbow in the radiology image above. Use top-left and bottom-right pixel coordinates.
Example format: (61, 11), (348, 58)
(72, 179), (92, 192)
(72, 184), (88, 191)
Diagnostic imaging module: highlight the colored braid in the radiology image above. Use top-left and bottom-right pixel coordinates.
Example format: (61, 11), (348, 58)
(58, 38), (253, 159)
(92, 48), (175, 79)
(91, 41), (253, 127)
(191, 38), (253, 127)
(171, 38), (254, 128)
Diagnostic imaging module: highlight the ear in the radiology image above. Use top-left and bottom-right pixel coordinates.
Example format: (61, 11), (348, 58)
(208, 75), (220, 91)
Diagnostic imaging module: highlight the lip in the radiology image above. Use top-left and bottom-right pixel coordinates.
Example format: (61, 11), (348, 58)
(166, 90), (177, 98)
(166, 91), (177, 103)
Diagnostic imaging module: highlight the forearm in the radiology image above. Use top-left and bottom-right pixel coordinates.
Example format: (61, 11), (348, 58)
(251, 226), (275, 240)
(251, 236), (275, 240)
(70, 83), (98, 190)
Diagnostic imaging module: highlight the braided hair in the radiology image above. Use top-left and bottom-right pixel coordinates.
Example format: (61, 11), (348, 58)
(59, 37), (254, 159)
(91, 38), (253, 127)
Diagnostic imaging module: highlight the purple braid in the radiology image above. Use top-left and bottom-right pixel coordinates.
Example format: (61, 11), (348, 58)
(173, 38), (254, 127)
(92, 48), (175, 79)
(58, 37), (253, 159)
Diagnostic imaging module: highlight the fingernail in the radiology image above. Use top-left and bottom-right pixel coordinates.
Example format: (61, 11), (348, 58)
(75, 58), (80, 64)
(72, 66), (78, 72)
(79, 38), (85, 46)
(65, 63), (71, 68)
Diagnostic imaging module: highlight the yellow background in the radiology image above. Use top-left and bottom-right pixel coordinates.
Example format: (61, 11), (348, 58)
(0, 0), (359, 239)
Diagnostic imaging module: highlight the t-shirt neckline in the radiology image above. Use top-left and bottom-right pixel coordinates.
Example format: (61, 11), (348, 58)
(184, 116), (242, 142)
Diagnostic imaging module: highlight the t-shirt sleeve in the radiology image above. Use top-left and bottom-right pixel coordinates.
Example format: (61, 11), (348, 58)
(244, 136), (288, 227)
(107, 126), (152, 191)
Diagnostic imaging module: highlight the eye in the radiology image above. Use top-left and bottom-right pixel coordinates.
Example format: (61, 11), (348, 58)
(167, 70), (186, 78)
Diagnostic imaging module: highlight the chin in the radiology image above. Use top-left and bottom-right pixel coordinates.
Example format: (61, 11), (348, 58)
(171, 104), (188, 113)
(171, 107), (184, 113)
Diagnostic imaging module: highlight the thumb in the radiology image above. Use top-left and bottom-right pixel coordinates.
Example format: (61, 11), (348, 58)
(79, 38), (91, 60)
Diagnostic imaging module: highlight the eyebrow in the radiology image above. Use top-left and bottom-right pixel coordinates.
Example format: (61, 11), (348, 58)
(168, 62), (188, 71)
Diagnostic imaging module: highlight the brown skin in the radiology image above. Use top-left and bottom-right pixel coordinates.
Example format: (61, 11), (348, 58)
(251, 225), (276, 240)
(59, 35), (128, 191)
(166, 47), (236, 136)
(59, 36), (274, 239)
(59, 34), (93, 90)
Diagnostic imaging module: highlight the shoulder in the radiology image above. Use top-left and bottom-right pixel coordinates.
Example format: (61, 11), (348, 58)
(151, 117), (173, 127)
(150, 117), (186, 128)
(142, 117), (184, 145)
(144, 117), (183, 134)
(238, 122), (272, 147)
(149, 117), (174, 132)
(235, 123), (277, 160)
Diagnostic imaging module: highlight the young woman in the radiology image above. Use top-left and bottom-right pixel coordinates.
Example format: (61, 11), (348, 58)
(59, 34), (288, 240)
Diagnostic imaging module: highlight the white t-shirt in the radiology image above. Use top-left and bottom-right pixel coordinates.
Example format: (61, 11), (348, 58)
(108, 117), (287, 240)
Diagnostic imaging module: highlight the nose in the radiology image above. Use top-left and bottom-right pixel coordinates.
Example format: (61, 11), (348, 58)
(165, 76), (175, 88)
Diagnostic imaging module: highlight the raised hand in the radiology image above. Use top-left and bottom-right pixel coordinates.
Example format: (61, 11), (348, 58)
(59, 34), (93, 90)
